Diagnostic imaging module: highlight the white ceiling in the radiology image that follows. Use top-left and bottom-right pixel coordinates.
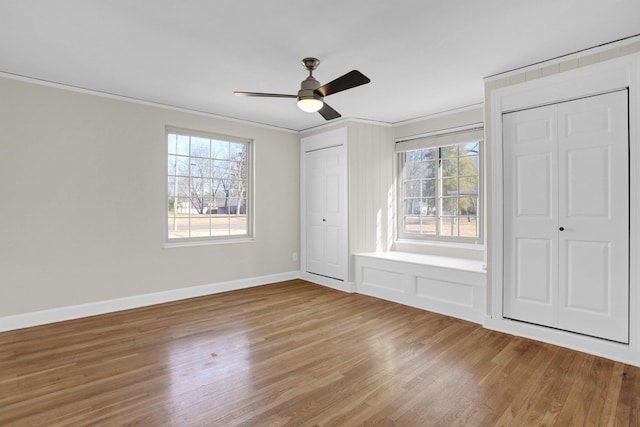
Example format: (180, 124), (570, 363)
(1, 1), (639, 131)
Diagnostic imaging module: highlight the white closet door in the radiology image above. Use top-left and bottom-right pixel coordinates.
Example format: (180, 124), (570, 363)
(305, 145), (348, 281)
(503, 90), (629, 343)
(557, 91), (629, 343)
(503, 105), (559, 326)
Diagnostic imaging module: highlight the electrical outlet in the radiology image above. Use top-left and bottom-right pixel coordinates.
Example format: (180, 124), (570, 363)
(292, 252), (298, 262)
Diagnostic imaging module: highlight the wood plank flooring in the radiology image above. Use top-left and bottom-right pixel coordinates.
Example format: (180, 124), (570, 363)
(1, 279), (639, 426)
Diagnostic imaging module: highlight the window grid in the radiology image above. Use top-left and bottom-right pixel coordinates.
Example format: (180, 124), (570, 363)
(400, 141), (479, 241)
(167, 130), (250, 241)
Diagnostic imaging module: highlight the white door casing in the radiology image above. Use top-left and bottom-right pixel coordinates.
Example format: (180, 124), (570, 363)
(503, 90), (629, 343)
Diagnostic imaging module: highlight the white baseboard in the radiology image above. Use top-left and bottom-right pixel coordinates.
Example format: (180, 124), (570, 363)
(0, 271), (301, 332)
(300, 271), (355, 293)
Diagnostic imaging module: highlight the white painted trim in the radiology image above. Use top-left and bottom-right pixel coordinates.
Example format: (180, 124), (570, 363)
(484, 34), (640, 83)
(487, 52), (640, 367)
(0, 71), (300, 133)
(301, 272), (356, 293)
(484, 317), (635, 367)
(354, 252), (486, 324)
(394, 122), (484, 143)
(392, 103), (484, 126)
(0, 271), (300, 332)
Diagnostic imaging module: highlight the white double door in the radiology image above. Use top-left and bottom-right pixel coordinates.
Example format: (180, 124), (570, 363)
(503, 90), (629, 343)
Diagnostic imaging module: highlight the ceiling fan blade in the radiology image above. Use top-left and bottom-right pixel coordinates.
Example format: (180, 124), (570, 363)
(234, 91), (297, 98)
(315, 70), (371, 97)
(318, 103), (341, 121)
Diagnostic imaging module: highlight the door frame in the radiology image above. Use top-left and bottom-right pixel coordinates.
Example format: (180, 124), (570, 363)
(486, 53), (640, 366)
(300, 127), (352, 292)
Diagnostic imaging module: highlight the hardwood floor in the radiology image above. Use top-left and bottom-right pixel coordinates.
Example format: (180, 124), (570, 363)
(1, 279), (639, 426)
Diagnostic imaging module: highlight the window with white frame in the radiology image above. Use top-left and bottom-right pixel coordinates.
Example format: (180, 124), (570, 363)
(167, 127), (252, 241)
(396, 126), (482, 242)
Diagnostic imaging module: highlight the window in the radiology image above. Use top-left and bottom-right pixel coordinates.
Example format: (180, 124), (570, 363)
(397, 127), (482, 242)
(167, 127), (252, 241)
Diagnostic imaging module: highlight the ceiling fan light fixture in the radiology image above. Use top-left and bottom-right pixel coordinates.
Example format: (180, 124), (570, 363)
(297, 97), (323, 113)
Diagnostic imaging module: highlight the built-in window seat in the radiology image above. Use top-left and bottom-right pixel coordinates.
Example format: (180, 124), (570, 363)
(353, 252), (486, 324)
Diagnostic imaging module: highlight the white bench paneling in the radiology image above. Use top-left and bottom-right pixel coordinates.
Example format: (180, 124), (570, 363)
(354, 252), (486, 323)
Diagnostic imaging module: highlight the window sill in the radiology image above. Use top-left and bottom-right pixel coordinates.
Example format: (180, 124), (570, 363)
(394, 238), (485, 261)
(163, 237), (255, 249)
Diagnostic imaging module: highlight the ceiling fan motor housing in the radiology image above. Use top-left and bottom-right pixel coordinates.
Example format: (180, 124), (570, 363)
(298, 75), (322, 102)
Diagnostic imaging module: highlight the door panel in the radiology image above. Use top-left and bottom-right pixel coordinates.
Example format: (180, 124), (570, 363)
(503, 105), (558, 325)
(557, 91), (629, 343)
(566, 240), (609, 312)
(566, 146), (610, 217)
(515, 153), (553, 218)
(515, 238), (553, 304)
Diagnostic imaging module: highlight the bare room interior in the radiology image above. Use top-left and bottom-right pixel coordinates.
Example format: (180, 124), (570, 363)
(2, 1), (640, 425)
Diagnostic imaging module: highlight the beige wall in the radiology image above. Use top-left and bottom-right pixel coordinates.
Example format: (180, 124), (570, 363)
(0, 77), (300, 317)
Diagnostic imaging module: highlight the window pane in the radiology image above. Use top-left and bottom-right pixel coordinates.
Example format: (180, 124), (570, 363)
(442, 177), (458, 195)
(175, 156), (190, 176)
(459, 176), (478, 193)
(421, 198), (436, 216)
(421, 148), (436, 161)
(421, 179), (436, 198)
(190, 158), (210, 178)
(404, 162), (422, 180)
(168, 216), (189, 239)
(230, 142), (247, 159)
(440, 144), (458, 158)
(440, 216), (459, 237)
(168, 155), (177, 175)
(459, 196), (477, 216)
(168, 130), (250, 241)
(211, 140), (229, 159)
(403, 215), (420, 234)
(404, 150), (420, 162)
(230, 216), (247, 235)
(425, 160), (437, 178)
(175, 177), (190, 197)
(211, 215), (230, 236)
(213, 159), (229, 177)
(459, 155), (478, 177)
(190, 216), (212, 238)
(420, 216), (436, 235)
(459, 216), (478, 238)
(167, 178), (176, 197)
(404, 181), (421, 198)
(461, 141), (479, 156)
(441, 197), (458, 215)
(176, 135), (189, 155)
(190, 137), (210, 158)
(404, 199), (420, 216)
(442, 158), (458, 177)
(168, 134), (177, 155)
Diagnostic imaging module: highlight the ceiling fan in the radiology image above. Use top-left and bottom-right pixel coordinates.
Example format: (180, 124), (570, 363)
(234, 57), (371, 121)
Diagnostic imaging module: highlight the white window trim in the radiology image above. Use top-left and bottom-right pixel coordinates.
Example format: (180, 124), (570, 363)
(395, 124), (484, 245)
(164, 126), (254, 246)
